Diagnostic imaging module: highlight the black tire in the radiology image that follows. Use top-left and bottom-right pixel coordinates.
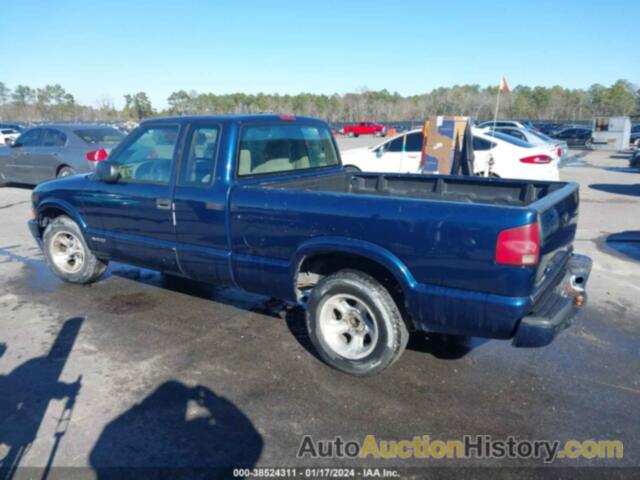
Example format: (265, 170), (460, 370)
(306, 270), (409, 376)
(57, 166), (76, 178)
(43, 215), (108, 284)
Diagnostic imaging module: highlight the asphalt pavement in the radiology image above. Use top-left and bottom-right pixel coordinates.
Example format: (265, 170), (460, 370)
(0, 142), (638, 477)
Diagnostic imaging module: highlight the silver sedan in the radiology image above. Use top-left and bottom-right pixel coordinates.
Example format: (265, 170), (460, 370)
(0, 124), (124, 186)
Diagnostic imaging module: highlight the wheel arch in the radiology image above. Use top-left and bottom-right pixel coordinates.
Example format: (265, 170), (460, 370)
(36, 199), (88, 238)
(293, 238), (417, 329)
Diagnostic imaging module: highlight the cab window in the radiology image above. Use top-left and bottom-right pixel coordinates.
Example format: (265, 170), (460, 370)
(179, 125), (220, 186)
(109, 125), (179, 185)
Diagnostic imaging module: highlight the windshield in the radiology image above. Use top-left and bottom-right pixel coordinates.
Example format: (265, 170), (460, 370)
(238, 124), (339, 176)
(485, 131), (534, 148)
(74, 127), (124, 145)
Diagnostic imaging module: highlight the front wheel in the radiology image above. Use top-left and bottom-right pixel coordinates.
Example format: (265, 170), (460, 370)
(43, 215), (108, 284)
(306, 270), (409, 376)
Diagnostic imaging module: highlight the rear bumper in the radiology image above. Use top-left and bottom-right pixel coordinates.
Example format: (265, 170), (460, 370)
(513, 254), (592, 347)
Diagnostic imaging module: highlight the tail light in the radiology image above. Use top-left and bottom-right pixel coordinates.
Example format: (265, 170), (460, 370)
(520, 154), (552, 164)
(496, 223), (540, 266)
(86, 149), (108, 162)
(556, 145), (562, 157)
(278, 114), (296, 121)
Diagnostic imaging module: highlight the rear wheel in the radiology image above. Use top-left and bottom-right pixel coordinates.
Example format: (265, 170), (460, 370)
(43, 215), (108, 284)
(306, 270), (409, 376)
(57, 166), (76, 178)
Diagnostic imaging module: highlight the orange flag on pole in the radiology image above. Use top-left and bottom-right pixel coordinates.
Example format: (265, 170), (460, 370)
(499, 75), (510, 93)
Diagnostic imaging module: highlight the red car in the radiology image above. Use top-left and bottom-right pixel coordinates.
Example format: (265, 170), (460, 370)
(341, 121), (387, 137)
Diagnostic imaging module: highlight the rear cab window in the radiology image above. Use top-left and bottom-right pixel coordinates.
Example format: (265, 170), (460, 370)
(237, 123), (339, 177)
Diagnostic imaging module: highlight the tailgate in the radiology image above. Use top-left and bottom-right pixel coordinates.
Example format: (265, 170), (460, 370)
(532, 182), (580, 293)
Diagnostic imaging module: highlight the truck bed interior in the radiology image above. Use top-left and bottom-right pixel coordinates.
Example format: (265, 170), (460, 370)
(261, 172), (566, 207)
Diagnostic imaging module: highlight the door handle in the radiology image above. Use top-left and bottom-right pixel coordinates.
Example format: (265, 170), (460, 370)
(156, 198), (172, 210)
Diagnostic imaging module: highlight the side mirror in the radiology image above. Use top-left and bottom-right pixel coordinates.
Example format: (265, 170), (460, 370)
(96, 161), (120, 183)
(375, 149), (384, 158)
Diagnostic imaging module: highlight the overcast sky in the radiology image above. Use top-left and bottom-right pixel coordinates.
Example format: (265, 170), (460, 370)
(1, 0), (637, 109)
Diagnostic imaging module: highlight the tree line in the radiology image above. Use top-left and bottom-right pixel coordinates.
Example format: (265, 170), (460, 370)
(1, 79), (638, 124)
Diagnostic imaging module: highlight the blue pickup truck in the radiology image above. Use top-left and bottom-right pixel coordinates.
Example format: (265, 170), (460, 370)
(28, 114), (591, 375)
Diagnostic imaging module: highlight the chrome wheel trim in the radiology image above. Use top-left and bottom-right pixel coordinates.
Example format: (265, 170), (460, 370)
(50, 231), (85, 274)
(318, 294), (378, 360)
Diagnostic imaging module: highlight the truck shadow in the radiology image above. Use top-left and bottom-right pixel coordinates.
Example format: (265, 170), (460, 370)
(109, 264), (276, 313)
(0, 317), (83, 480)
(589, 183), (640, 197)
(407, 333), (489, 359)
(603, 231), (640, 262)
(89, 381), (263, 480)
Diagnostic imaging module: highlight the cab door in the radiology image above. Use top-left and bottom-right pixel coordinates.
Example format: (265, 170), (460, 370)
(172, 122), (232, 285)
(88, 123), (182, 272)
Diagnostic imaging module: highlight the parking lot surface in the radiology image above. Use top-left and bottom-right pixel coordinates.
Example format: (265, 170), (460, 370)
(0, 143), (638, 476)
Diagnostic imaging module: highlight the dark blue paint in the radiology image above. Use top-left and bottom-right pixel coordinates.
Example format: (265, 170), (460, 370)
(30, 114), (587, 343)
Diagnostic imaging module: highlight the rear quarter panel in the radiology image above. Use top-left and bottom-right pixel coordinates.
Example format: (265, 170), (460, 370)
(229, 185), (538, 301)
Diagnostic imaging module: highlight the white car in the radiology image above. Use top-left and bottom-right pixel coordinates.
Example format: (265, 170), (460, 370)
(481, 125), (569, 161)
(0, 129), (20, 146)
(472, 129), (560, 181)
(340, 128), (560, 181)
(341, 129), (425, 173)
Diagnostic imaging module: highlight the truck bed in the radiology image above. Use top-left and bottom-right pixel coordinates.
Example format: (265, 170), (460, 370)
(231, 169), (579, 339)
(261, 172), (567, 207)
